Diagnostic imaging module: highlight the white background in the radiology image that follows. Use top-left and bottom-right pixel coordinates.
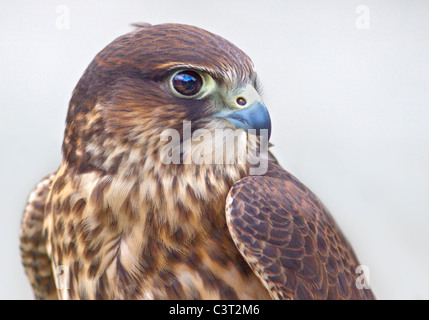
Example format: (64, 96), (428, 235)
(1, 1), (428, 299)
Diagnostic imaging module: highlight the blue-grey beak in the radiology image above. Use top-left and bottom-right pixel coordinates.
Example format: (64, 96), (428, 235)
(215, 101), (272, 140)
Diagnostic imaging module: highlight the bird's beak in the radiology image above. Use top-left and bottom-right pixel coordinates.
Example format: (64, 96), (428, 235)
(215, 101), (272, 140)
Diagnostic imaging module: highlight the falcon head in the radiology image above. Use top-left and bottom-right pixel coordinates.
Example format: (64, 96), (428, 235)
(63, 23), (271, 178)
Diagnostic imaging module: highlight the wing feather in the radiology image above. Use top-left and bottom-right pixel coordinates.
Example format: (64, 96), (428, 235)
(225, 161), (375, 300)
(19, 173), (58, 300)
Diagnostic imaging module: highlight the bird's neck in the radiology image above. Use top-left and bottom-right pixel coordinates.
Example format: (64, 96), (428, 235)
(61, 120), (269, 247)
(63, 144), (248, 247)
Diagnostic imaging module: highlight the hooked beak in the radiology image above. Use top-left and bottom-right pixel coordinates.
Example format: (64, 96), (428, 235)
(215, 101), (272, 140)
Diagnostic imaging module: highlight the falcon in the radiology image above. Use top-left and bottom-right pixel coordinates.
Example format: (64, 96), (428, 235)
(19, 23), (375, 300)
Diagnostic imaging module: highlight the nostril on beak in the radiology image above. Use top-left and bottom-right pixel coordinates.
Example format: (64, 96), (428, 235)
(214, 101), (272, 140)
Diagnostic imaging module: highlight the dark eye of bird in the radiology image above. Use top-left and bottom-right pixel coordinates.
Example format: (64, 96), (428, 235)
(172, 71), (203, 96)
(236, 97), (247, 106)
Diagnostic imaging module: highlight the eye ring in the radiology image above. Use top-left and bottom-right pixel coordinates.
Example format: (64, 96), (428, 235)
(171, 70), (203, 97)
(236, 97), (247, 106)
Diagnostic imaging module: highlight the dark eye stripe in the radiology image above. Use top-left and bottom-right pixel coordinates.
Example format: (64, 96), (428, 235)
(172, 71), (203, 96)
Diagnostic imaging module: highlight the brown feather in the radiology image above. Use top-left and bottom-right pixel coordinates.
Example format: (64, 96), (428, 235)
(225, 160), (376, 300)
(20, 173), (58, 300)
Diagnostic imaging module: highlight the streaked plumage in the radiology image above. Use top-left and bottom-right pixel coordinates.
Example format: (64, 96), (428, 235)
(20, 23), (375, 300)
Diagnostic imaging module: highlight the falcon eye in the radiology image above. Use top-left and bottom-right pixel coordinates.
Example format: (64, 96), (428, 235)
(236, 97), (247, 106)
(171, 71), (203, 97)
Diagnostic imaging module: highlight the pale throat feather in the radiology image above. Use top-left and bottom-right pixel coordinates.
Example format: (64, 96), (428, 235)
(73, 138), (253, 244)
(58, 112), (266, 251)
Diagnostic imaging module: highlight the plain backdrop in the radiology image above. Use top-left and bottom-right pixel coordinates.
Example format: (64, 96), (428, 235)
(1, 0), (428, 300)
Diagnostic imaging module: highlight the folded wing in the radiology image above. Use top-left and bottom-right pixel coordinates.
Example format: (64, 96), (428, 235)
(225, 161), (375, 300)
